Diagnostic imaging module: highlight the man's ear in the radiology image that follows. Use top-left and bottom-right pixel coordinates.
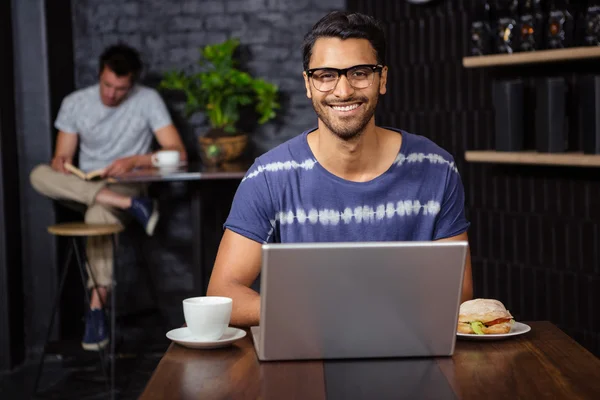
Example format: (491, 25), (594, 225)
(303, 71), (312, 99)
(379, 66), (388, 95)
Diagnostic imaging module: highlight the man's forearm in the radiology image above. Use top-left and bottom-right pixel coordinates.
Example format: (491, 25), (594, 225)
(54, 131), (78, 161)
(133, 154), (153, 168)
(461, 285), (473, 304)
(207, 283), (260, 327)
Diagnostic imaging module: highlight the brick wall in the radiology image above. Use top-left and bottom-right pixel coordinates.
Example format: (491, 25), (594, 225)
(349, 0), (600, 356)
(71, 0), (346, 154)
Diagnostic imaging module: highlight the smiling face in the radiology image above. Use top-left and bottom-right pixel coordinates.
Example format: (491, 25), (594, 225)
(99, 66), (134, 107)
(303, 37), (387, 140)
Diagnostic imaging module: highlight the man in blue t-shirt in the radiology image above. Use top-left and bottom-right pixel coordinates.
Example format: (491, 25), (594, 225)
(207, 11), (473, 326)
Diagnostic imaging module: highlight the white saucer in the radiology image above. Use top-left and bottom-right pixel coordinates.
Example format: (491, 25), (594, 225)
(166, 327), (246, 349)
(457, 322), (531, 341)
(157, 167), (180, 175)
(156, 161), (187, 170)
(157, 160), (187, 167)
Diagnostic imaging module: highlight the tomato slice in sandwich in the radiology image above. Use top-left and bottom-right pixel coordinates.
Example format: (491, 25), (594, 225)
(484, 317), (513, 326)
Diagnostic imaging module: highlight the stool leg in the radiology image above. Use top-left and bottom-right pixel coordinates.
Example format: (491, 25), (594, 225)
(110, 234), (117, 400)
(33, 241), (73, 395)
(72, 237), (110, 393)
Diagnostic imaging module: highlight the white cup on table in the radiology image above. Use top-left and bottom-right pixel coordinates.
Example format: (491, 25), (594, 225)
(151, 150), (180, 168)
(183, 296), (232, 341)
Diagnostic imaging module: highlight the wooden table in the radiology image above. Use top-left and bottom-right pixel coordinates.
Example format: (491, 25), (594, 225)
(139, 321), (600, 399)
(116, 161), (248, 182)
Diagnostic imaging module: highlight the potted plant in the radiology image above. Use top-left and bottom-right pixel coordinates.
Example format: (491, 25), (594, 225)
(159, 38), (280, 164)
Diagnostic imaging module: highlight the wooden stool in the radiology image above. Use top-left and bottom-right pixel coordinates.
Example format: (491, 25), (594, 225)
(34, 222), (123, 399)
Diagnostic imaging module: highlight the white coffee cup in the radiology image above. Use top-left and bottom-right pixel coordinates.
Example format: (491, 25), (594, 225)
(183, 296), (232, 341)
(151, 150), (180, 168)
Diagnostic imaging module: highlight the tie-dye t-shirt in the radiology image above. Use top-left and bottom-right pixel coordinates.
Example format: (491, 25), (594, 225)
(224, 128), (469, 244)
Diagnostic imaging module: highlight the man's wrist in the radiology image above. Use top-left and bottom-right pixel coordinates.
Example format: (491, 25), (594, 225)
(53, 155), (70, 163)
(130, 154), (148, 168)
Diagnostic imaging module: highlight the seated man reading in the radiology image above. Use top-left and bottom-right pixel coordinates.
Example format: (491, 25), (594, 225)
(30, 44), (187, 350)
(207, 11), (473, 327)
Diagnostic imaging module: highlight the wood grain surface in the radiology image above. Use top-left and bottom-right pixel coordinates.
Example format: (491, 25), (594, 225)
(140, 322), (600, 399)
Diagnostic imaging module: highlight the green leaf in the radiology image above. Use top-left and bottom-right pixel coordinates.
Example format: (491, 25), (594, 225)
(159, 38), (279, 131)
(470, 322), (485, 335)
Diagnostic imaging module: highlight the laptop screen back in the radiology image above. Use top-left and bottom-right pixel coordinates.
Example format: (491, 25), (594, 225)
(254, 241), (468, 361)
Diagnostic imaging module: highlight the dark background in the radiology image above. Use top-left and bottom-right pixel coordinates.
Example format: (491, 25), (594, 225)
(0, 0), (24, 372)
(0, 0), (598, 372)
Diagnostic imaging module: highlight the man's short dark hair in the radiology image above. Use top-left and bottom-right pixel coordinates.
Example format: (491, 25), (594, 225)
(99, 44), (143, 83)
(302, 11), (386, 71)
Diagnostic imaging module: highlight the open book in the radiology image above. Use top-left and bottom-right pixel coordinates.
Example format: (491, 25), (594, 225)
(64, 163), (106, 181)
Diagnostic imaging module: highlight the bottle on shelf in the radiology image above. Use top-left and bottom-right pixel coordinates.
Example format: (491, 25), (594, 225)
(546, 0), (575, 49)
(494, 0), (519, 53)
(470, 0), (494, 55)
(517, 0), (545, 51)
(582, 0), (600, 46)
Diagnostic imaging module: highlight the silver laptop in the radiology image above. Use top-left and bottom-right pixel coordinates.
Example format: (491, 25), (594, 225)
(251, 241), (468, 361)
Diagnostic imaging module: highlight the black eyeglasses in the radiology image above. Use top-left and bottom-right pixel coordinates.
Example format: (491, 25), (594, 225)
(305, 64), (384, 92)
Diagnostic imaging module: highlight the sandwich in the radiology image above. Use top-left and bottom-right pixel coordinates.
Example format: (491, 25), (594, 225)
(457, 298), (515, 335)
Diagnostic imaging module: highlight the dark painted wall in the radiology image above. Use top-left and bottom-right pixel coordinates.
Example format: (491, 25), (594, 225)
(0, 0), (24, 372)
(348, 0), (599, 356)
(11, 0), (58, 361)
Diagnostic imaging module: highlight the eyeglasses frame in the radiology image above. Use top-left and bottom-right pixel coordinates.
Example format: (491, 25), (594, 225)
(305, 64), (385, 92)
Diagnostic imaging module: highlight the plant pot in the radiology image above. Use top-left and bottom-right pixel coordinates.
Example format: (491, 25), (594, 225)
(198, 133), (248, 165)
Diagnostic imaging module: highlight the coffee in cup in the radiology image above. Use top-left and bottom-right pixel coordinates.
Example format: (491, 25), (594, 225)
(183, 296), (232, 340)
(151, 150), (180, 168)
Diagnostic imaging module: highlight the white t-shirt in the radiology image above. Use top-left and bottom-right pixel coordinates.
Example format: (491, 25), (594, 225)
(54, 84), (172, 172)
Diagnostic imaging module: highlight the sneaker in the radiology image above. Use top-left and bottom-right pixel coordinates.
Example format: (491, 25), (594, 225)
(128, 197), (159, 235)
(82, 309), (109, 351)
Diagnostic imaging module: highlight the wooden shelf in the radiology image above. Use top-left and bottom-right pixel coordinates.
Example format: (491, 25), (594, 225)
(463, 46), (600, 68)
(464, 151), (600, 167)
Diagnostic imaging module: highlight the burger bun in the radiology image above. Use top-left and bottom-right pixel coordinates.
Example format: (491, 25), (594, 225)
(457, 298), (514, 335)
(458, 298), (513, 324)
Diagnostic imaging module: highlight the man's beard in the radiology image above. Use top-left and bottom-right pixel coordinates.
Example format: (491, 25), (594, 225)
(311, 93), (379, 141)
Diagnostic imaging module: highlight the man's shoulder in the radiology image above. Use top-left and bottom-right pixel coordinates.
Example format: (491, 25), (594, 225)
(385, 128), (459, 176)
(242, 129), (316, 184)
(254, 129), (314, 165)
(397, 129), (455, 161)
(133, 84), (158, 95)
(62, 84), (98, 106)
(130, 85), (162, 101)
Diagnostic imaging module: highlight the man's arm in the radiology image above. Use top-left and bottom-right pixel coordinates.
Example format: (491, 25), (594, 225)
(50, 131), (78, 173)
(155, 123), (187, 159)
(104, 124), (187, 176)
(207, 229), (262, 327)
(436, 231), (473, 303)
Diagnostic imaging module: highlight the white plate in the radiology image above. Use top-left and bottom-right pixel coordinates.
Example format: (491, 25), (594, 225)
(166, 327), (246, 349)
(457, 322), (531, 341)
